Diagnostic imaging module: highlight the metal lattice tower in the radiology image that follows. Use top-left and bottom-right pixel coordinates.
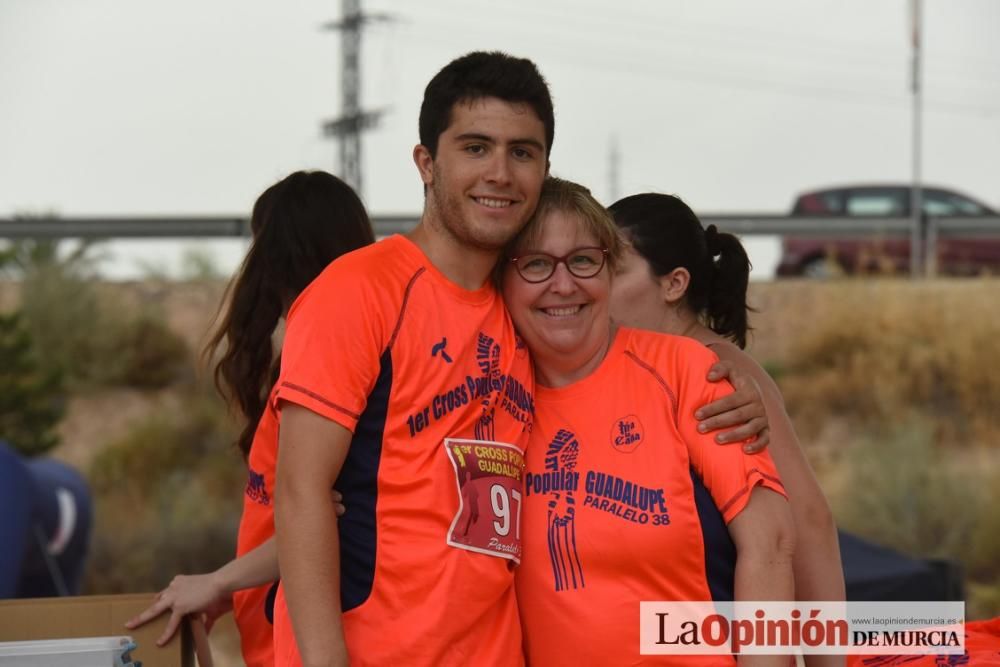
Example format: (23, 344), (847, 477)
(321, 0), (391, 197)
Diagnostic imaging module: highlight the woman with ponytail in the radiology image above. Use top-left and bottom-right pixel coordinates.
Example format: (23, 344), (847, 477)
(608, 193), (844, 667)
(126, 170), (374, 666)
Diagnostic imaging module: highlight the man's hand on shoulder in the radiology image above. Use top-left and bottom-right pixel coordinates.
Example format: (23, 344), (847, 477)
(696, 359), (769, 453)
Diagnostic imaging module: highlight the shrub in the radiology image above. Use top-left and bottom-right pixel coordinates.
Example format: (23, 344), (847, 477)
(831, 420), (978, 558)
(0, 311), (65, 456)
(778, 281), (1000, 444)
(92, 313), (192, 389)
(85, 383), (244, 593)
(3, 239), (190, 390)
(829, 418), (1000, 617)
(8, 240), (105, 386)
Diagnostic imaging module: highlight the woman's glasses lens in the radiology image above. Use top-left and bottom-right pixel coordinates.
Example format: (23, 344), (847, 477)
(514, 247), (606, 283)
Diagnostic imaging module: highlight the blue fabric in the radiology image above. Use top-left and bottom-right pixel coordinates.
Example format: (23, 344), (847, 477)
(0, 442), (36, 598)
(690, 467), (737, 602)
(0, 440), (92, 598)
(336, 349), (392, 612)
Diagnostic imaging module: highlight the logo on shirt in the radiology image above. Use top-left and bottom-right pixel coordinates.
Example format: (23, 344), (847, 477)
(540, 429), (585, 590)
(526, 426), (676, 593)
(582, 471), (670, 527)
(245, 468), (270, 506)
(611, 415), (644, 454)
(404, 332), (533, 438)
(474, 332), (502, 441)
(431, 337), (453, 363)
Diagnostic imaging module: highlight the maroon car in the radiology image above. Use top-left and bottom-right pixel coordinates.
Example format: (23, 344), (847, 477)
(776, 184), (998, 277)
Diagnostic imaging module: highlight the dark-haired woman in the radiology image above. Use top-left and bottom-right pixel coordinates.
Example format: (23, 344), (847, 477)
(126, 171), (374, 667)
(608, 193), (844, 667)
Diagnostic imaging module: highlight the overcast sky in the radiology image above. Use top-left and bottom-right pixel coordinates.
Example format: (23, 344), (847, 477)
(1, 0), (998, 277)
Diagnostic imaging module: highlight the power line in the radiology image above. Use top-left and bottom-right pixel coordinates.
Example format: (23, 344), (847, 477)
(455, 6), (993, 88)
(390, 30), (1000, 117)
(431, 0), (1000, 72)
(402, 3), (1000, 113)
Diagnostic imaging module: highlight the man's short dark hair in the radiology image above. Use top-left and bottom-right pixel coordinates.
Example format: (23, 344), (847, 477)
(419, 51), (555, 159)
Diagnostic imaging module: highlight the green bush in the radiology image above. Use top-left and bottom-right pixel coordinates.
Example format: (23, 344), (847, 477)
(92, 313), (192, 389)
(0, 311), (64, 456)
(9, 240), (104, 385)
(4, 239), (190, 390)
(85, 383), (244, 592)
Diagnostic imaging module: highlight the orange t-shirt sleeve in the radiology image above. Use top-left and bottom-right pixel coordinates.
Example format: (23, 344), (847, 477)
(275, 260), (388, 433)
(672, 340), (786, 524)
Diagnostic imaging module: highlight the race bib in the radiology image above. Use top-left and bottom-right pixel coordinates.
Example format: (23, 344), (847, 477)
(444, 438), (525, 563)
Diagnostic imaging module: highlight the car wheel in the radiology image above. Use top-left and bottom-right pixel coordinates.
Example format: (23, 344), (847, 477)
(801, 256), (844, 279)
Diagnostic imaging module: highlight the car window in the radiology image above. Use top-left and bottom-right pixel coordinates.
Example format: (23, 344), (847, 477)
(923, 190), (989, 216)
(846, 190), (905, 215)
(795, 190), (844, 213)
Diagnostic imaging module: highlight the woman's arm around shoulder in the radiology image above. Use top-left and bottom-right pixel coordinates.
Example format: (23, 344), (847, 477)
(712, 341), (845, 667)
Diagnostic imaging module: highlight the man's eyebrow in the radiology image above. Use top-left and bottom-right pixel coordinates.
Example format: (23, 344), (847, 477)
(453, 132), (495, 144)
(452, 133), (545, 152)
(510, 137), (545, 151)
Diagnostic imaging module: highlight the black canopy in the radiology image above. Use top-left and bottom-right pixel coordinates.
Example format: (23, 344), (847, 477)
(839, 530), (964, 601)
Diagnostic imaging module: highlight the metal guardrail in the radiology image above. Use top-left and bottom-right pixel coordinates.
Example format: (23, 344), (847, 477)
(2, 214), (998, 240)
(926, 217), (1000, 237)
(701, 215), (915, 237)
(705, 215), (1000, 238)
(0, 216), (251, 239)
(2, 214), (999, 281)
(0, 214), (420, 239)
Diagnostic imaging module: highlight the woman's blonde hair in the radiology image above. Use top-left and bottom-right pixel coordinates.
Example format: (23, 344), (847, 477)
(507, 176), (624, 271)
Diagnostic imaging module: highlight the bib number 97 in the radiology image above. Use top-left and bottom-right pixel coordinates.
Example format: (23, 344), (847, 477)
(444, 438), (525, 562)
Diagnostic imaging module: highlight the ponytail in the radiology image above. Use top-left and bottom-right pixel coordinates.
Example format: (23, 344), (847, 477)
(703, 225), (752, 349)
(609, 194), (753, 349)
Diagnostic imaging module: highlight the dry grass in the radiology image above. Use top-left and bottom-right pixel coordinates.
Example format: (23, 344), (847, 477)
(748, 278), (1000, 616)
(755, 279), (1000, 445)
(821, 420), (1000, 616)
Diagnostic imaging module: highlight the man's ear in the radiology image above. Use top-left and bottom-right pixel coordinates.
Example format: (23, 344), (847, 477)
(413, 144), (434, 186)
(659, 267), (691, 305)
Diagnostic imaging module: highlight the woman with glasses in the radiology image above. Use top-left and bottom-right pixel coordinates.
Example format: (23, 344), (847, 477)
(507, 178), (794, 666)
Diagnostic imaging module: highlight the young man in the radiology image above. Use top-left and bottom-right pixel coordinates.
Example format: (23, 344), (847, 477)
(273, 51), (767, 667)
(273, 51), (552, 667)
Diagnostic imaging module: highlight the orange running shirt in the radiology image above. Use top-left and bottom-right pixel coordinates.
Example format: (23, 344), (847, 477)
(232, 385), (281, 667)
(516, 327), (785, 667)
(272, 235), (534, 667)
